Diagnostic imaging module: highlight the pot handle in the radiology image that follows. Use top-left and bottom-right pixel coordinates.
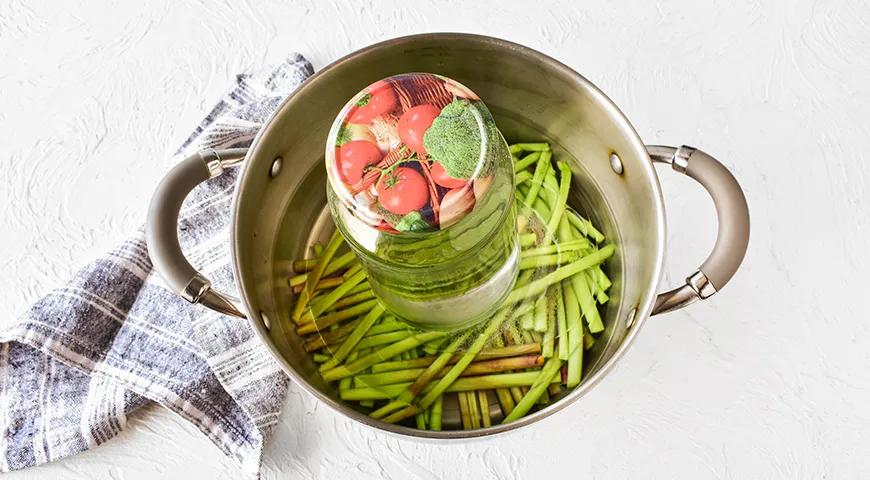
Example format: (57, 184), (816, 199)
(145, 148), (249, 319)
(646, 145), (750, 315)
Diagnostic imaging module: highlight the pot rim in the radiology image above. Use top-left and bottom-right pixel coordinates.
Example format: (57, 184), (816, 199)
(232, 32), (666, 439)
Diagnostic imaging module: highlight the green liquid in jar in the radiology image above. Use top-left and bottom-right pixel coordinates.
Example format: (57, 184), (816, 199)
(330, 145), (518, 330)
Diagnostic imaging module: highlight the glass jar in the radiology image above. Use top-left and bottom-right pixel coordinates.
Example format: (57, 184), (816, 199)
(325, 73), (518, 330)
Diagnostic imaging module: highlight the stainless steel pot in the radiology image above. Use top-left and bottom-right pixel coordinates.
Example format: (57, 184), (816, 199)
(146, 33), (749, 437)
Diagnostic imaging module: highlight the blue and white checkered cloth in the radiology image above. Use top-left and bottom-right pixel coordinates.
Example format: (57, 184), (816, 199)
(0, 54), (314, 478)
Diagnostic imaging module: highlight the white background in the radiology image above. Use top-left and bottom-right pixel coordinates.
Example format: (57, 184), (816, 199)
(2, 0), (869, 478)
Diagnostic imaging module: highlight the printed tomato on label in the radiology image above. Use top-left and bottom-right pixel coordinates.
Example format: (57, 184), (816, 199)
(429, 161), (469, 189)
(337, 140), (383, 184)
(349, 82), (399, 124)
(398, 104), (441, 154)
(377, 167), (429, 215)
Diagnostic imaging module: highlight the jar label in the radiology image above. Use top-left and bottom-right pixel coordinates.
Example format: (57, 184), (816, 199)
(326, 73), (500, 234)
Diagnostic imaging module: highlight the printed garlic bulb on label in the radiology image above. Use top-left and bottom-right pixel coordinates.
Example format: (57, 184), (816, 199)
(473, 175), (493, 203)
(440, 187), (476, 229)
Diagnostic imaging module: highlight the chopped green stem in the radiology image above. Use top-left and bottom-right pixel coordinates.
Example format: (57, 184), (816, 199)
(522, 329), (535, 345)
(415, 310), (511, 410)
(350, 331), (412, 352)
(515, 269), (535, 288)
(514, 151), (542, 173)
(533, 198), (552, 224)
(519, 233), (537, 248)
(341, 371), (559, 402)
(342, 263), (362, 280)
(510, 387), (524, 404)
(355, 355), (544, 388)
(543, 162), (572, 245)
(289, 274), (306, 288)
(324, 251), (356, 273)
(521, 239), (590, 257)
(555, 282), (569, 361)
(293, 230), (343, 321)
(522, 151), (551, 209)
(346, 282), (371, 296)
(312, 353), (330, 363)
(571, 269), (604, 333)
(320, 331), (447, 382)
(458, 390), (472, 429)
(566, 209), (605, 243)
(557, 219), (577, 367)
(517, 213), (529, 232)
(557, 212), (574, 247)
(503, 322), (524, 346)
(363, 319), (406, 337)
(505, 245), (615, 305)
(338, 351), (359, 391)
(327, 289), (376, 312)
(533, 292), (548, 333)
(307, 291), (326, 310)
(509, 301), (535, 322)
(495, 388), (516, 416)
(314, 283), (370, 312)
(542, 288), (556, 358)
(520, 310), (534, 330)
(369, 343), (542, 373)
(296, 299), (379, 335)
(292, 276), (342, 295)
(542, 170), (559, 206)
(468, 391), (481, 429)
(303, 270), (367, 321)
(515, 170), (533, 185)
(303, 318), (361, 352)
(584, 271), (599, 297)
(595, 266), (612, 291)
(430, 395), (444, 431)
(289, 251), (356, 287)
(319, 304), (385, 371)
(517, 183), (552, 221)
(369, 331), (471, 420)
(358, 361), (374, 409)
(511, 142), (550, 152)
(503, 358), (563, 423)
(292, 258), (317, 273)
(563, 283), (583, 388)
(519, 251), (581, 270)
(583, 322), (596, 350)
(421, 339), (443, 355)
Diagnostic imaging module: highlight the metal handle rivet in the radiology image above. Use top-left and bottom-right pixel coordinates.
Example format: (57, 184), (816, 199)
(260, 311), (272, 331)
(626, 307), (637, 328)
(270, 157), (283, 178)
(609, 153), (624, 175)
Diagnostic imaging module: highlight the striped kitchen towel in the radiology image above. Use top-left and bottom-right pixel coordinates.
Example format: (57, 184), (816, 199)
(0, 54), (314, 477)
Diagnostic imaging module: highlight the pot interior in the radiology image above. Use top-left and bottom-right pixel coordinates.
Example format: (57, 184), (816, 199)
(234, 34), (664, 436)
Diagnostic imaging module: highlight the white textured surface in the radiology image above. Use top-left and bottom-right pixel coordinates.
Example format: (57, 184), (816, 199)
(2, 0), (869, 478)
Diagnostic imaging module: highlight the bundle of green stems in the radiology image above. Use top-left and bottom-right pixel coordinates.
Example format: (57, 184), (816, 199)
(288, 142), (613, 430)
